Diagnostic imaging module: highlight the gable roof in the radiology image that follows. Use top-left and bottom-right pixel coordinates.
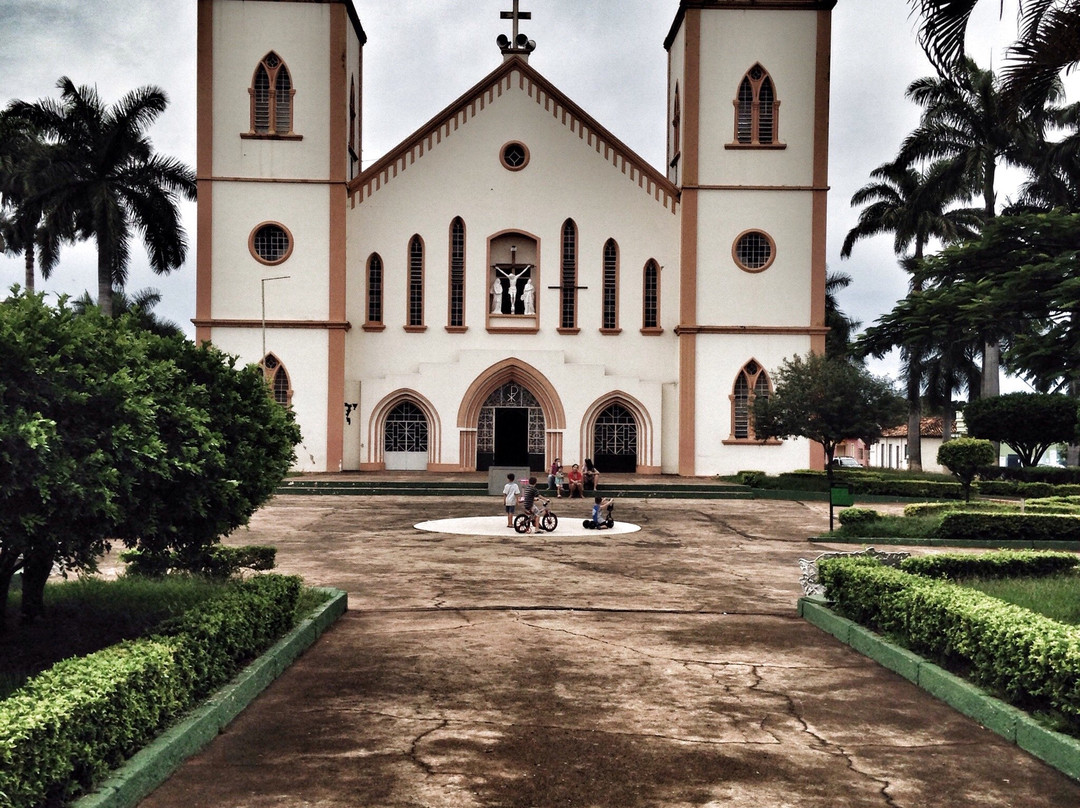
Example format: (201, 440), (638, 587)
(348, 55), (679, 212)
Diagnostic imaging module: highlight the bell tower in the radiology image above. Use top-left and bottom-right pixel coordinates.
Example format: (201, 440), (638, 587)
(665, 0), (835, 475)
(195, 0), (365, 471)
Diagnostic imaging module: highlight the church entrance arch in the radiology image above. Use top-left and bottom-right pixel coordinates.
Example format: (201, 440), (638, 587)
(479, 383), (543, 469)
(457, 359), (566, 472)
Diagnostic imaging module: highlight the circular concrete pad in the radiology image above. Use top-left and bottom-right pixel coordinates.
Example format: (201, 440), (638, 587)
(415, 514), (641, 536)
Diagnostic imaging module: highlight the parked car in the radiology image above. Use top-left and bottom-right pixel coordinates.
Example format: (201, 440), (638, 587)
(832, 456), (863, 468)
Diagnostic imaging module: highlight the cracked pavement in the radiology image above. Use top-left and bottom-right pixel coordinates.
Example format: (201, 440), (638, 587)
(137, 493), (1080, 807)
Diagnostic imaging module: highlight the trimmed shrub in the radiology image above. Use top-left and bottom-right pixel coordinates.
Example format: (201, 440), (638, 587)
(977, 481), (1080, 499)
(818, 556), (1080, 721)
(903, 500), (1016, 518)
(900, 550), (1080, 580)
(938, 512), (1080, 544)
(120, 544), (277, 579)
(0, 574), (302, 808)
(735, 470), (767, 487)
(837, 507), (880, 527)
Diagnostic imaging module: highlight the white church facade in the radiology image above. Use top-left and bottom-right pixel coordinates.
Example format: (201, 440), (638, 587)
(193, 0), (835, 475)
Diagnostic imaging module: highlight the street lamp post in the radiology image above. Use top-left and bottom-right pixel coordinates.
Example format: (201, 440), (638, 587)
(261, 275), (290, 366)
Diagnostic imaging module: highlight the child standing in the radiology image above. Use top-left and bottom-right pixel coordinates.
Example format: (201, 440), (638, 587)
(502, 473), (521, 527)
(554, 465), (566, 497)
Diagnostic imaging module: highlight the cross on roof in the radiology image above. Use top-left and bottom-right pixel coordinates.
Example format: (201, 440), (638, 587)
(500, 1), (531, 44)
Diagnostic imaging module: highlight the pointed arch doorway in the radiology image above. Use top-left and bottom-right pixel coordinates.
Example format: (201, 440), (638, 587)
(458, 359), (567, 472)
(477, 382), (544, 470)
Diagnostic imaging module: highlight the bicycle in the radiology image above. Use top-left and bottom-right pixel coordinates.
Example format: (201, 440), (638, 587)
(514, 497), (558, 533)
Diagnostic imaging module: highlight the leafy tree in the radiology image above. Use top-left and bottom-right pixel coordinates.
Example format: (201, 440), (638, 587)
(753, 352), (905, 488)
(963, 392), (1077, 467)
(4, 78), (196, 316)
(841, 158), (980, 469)
(0, 291), (299, 625)
(910, 0), (1080, 110)
(937, 436), (996, 501)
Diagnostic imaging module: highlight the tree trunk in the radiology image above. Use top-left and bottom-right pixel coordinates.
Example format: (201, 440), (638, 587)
(20, 545), (55, 622)
(98, 249), (113, 317)
(906, 353), (923, 471)
(24, 248), (34, 294)
(980, 339), (1000, 398)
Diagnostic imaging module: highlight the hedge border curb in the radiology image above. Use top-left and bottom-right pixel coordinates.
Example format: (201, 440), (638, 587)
(72, 587), (348, 808)
(798, 595), (1080, 782)
(809, 535), (1080, 551)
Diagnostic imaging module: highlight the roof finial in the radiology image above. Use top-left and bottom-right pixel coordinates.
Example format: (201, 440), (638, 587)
(497, 1), (536, 61)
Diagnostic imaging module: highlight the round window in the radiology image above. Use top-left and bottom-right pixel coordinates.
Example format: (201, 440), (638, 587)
(250, 222), (293, 265)
(732, 230), (775, 272)
(500, 141), (529, 171)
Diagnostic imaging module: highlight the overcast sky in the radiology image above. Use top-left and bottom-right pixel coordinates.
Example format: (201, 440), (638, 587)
(1, 0), (1069, 387)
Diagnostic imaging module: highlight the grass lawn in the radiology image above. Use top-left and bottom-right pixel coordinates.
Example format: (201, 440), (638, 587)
(961, 572), (1080, 627)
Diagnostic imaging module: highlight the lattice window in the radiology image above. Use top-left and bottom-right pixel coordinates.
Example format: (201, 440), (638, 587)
(594, 404), (637, 458)
(250, 52), (295, 136)
(449, 218), (465, 327)
(643, 260), (659, 329)
(733, 230), (775, 272)
(732, 64), (779, 146)
(732, 361), (771, 440)
(561, 219), (577, 329)
(408, 236), (424, 327)
(251, 223), (291, 264)
(367, 253), (383, 324)
(384, 402), (428, 453)
(602, 239), (618, 331)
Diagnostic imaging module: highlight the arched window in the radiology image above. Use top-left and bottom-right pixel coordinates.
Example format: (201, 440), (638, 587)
(731, 64), (781, 147)
(731, 360), (771, 440)
(670, 82), (681, 182)
(261, 353), (292, 407)
(365, 253), (383, 328)
(601, 239), (618, 332)
(384, 401), (429, 454)
(406, 235), (425, 330)
(249, 52), (296, 137)
(449, 218), (465, 329)
(642, 259), (660, 332)
(594, 403), (638, 473)
(560, 219), (578, 331)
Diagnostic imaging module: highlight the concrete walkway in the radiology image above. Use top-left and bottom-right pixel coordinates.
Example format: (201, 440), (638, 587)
(137, 495), (1080, 807)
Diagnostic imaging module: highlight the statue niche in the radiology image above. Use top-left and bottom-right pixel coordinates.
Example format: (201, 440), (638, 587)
(489, 240), (537, 317)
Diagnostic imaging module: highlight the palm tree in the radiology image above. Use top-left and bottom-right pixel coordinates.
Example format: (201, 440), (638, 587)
(5, 78), (196, 316)
(0, 111), (66, 293)
(1016, 101), (1080, 212)
(899, 57), (1057, 398)
(824, 270), (862, 360)
(71, 287), (184, 338)
(910, 0), (1080, 110)
(841, 158), (980, 469)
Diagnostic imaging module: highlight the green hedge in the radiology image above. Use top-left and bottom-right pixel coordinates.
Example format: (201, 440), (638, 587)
(818, 555), (1080, 722)
(764, 470), (963, 499)
(0, 574), (301, 808)
(903, 500), (1016, 518)
(938, 512), (1080, 543)
(977, 481), (1080, 499)
(899, 550), (1080, 580)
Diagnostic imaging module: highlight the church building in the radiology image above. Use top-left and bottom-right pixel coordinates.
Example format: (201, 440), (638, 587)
(193, 0), (835, 475)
